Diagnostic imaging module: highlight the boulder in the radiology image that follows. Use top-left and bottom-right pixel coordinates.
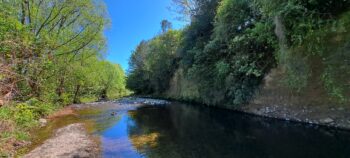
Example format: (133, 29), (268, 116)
(39, 119), (48, 127)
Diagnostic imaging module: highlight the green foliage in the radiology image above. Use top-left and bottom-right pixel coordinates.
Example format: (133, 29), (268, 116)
(322, 71), (346, 103)
(0, 99), (57, 154)
(179, 0), (219, 70)
(27, 98), (55, 116)
(0, 0), (127, 105)
(0, 0), (128, 155)
(180, 0), (276, 105)
(0, 107), (12, 120)
(256, 0), (350, 99)
(128, 0), (350, 106)
(127, 30), (182, 95)
(127, 0), (276, 106)
(14, 103), (37, 127)
(10, 99), (54, 127)
(93, 61), (127, 100)
(282, 55), (310, 92)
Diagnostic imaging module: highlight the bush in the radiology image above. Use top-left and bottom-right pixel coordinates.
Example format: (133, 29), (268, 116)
(0, 99), (55, 156)
(4, 98), (55, 128)
(13, 103), (37, 128)
(26, 98), (55, 116)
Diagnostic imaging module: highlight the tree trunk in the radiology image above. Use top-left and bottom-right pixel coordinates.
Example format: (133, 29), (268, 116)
(21, 1), (26, 24)
(99, 89), (107, 101)
(25, 0), (31, 24)
(56, 77), (65, 102)
(73, 84), (80, 104)
(28, 77), (40, 98)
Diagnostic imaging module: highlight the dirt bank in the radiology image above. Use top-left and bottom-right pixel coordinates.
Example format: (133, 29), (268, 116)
(47, 107), (77, 120)
(24, 123), (99, 158)
(235, 68), (350, 130)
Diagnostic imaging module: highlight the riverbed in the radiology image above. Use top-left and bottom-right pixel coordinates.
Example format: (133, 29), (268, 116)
(27, 97), (350, 158)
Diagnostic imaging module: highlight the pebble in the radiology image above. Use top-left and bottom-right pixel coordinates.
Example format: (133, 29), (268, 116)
(320, 118), (334, 124)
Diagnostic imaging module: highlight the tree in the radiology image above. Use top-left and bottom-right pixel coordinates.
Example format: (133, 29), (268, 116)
(127, 30), (181, 94)
(0, 0), (127, 105)
(161, 20), (173, 33)
(169, 0), (197, 21)
(128, 0), (350, 106)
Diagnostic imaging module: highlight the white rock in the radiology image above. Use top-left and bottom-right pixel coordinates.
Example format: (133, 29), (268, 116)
(320, 118), (334, 124)
(39, 118), (48, 126)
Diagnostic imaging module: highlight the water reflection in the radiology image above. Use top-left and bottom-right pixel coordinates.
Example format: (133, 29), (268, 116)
(96, 102), (350, 158)
(101, 114), (141, 158)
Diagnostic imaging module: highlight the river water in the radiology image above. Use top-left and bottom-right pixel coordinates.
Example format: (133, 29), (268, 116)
(76, 98), (350, 158)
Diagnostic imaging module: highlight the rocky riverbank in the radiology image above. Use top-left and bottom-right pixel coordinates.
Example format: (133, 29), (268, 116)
(146, 95), (350, 130)
(133, 96), (350, 130)
(237, 103), (350, 130)
(231, 68), (350, 130)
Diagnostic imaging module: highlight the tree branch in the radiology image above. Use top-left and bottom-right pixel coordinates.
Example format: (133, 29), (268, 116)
(53, 23), (91, 50)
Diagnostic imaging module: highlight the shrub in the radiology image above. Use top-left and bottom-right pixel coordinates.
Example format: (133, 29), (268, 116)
(13, 103), (37, 128)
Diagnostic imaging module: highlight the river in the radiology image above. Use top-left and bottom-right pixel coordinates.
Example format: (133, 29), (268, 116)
(33, 98), (350, 158)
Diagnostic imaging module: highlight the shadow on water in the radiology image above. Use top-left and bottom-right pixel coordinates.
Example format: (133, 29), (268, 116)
(93, 102), (350, 158)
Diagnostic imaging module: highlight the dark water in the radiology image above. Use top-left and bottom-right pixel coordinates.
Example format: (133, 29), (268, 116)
(83, 101), (350, 158)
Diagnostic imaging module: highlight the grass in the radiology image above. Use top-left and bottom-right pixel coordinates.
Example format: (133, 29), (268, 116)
(80, 97), (99, 103)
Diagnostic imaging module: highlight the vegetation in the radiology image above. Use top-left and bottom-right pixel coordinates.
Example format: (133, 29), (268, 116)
(0, 0), (127, 156)
(1, 0), (350, 156)
(127, 29), (181, 95)
(127, 0), (350, 106)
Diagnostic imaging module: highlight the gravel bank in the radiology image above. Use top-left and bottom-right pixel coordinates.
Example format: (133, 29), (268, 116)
(24, 124), (99, 158)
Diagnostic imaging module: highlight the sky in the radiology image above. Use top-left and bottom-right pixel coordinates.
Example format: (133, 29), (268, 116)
(103, 0), (186, 71)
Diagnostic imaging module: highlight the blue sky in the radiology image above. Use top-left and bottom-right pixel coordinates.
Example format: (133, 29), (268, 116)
(103, 0), (186, 71)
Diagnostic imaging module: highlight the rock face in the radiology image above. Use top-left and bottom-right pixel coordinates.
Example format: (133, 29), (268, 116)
(24, 124), (99, 158)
